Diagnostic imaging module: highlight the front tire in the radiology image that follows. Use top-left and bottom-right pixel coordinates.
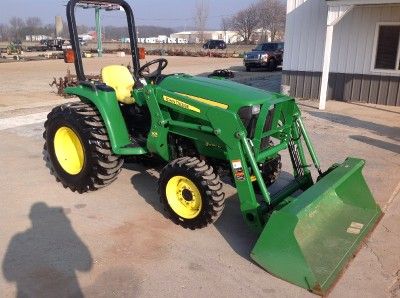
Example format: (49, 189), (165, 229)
(43, 102), (123, 193)
(158, 157), (225, 229)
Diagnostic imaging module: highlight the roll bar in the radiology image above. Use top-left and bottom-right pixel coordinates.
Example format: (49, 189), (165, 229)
(66, 0), (141, 81)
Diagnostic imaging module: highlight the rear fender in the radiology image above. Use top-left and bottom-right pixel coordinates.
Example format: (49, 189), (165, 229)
(64, 85), (132, 151)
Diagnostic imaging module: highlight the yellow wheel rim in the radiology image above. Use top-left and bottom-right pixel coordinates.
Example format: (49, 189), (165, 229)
(166, 176), (202, 219)
(53, 126), (85, 175)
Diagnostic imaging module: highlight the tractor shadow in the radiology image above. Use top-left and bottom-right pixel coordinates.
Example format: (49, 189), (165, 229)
(127, 161), (295, 262)
(125, 162), (169, 218)
(126, 162), (259, 260)
(213, 194), (258, 260)
(214, 171), (294, 261)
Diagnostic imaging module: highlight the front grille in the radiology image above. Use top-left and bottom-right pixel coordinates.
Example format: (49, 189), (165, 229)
(246, 54), (260, 60)
(239, 105), (277, 151)
(239, 107), (258, 139)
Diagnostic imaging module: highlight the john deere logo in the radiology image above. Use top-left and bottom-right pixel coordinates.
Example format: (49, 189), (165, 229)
(163, 96), (200, 113)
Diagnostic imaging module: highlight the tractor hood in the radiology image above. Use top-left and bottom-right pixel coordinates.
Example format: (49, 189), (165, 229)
(158, 74), (289, 111)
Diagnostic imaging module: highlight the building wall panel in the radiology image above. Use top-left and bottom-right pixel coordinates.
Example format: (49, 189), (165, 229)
(368, 76), (380, 103)
(310, 72), (322, 99)
(331, 5), (400, 76)
(282, 70), (400, 106)
(284, 2), (400, 75)
(378, 77), (390, 105)
(387, 77), (400, 106)
(284, 0), (327, 72)
(283, 1), (400, 105)
(303, 72), (313, 99)
(350, 74), (363, 101)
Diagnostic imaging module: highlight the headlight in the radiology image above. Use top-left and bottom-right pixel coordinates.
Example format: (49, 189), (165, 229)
(261, 54), (269, 61)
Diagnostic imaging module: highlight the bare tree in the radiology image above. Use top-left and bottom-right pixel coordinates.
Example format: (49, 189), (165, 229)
(221, 17), (230, 43)
(9, 17), (25, 40)
(0, 24), (11, 41)
(26, 17), (42, 29)
(25, 17), (42, 36)
(77, 25), (90, 35)
(229, 4), (259, 44)
(257, 0), (286, 41)
(194, 0), (209, 43)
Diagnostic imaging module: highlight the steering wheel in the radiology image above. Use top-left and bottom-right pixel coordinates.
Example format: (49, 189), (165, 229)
(138, 58), (168, 79)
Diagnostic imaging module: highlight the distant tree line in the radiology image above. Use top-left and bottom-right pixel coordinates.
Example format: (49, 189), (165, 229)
(104, 25), (173, 40)
(0, 0), (285, 45)
(222, 0), (286, 44)
(0, 17), (78, 41)
(0, 16), (174, 42)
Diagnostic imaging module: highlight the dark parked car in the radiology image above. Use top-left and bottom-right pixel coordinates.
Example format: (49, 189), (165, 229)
(243, 42), (284, 71)
(203, 40), (227, 50)
(42, 39), (66, 51)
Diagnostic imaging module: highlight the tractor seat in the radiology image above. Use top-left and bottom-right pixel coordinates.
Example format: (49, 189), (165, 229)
(101, 65), (135, 104)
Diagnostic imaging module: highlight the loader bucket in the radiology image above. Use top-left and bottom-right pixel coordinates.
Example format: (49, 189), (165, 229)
(251, 158), (382, 295)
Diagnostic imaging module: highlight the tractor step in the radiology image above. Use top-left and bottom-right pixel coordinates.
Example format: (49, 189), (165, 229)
(115, 138), (148, 155)
(251, 157), (382, 295)
(125, 137), (146, 148)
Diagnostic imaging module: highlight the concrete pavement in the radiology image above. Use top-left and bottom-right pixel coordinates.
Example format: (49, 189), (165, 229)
(0, 97), (399, 297)
(0, 56), (399, 297)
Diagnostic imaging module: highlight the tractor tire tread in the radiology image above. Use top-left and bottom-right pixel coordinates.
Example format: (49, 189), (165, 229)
(158, 156), (225, 230)
(43, 101), (123, 193)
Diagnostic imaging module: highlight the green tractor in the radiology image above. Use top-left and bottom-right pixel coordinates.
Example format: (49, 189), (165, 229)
(43, 0), (382, 294)
(6, 41), (23, 55)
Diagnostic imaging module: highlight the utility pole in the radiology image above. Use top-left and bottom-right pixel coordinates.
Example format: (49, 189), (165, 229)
(95, 7), (102, 57)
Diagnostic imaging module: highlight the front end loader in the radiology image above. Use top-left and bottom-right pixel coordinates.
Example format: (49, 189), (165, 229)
(42, 0), (382, 294)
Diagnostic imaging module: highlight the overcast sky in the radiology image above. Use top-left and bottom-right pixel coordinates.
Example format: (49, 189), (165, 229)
(1, 0), (256, 29)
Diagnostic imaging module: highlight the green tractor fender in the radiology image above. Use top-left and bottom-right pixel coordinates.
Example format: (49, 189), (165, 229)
(64, 85), (147, 155)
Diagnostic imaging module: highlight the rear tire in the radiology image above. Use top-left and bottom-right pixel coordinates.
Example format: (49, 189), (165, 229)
(43, 102), (123, 193)
(158, 157), (225, 230)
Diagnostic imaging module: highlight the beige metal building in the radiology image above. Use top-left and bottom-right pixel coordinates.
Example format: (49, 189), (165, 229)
(282, 0), (400, 109)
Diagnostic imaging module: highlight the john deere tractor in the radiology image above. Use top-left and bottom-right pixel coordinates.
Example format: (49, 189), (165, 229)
(43, 0), (382, 294)
(6, 41), (23, 55)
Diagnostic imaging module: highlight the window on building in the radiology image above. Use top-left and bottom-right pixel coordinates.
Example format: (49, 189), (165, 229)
(373, 24), (400, 72)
